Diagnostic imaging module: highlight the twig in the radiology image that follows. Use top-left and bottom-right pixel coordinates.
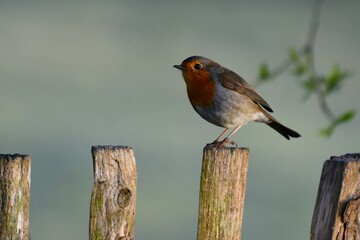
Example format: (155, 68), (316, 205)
(253, 0), (335, 121)
(304, 0), (336, 120)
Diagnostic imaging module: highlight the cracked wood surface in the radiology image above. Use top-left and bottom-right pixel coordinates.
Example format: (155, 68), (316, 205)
(311, 153), (360, 240)
(0, 154), (31, 240)
(197, 146), (249, 240)
(89, 146), (137, 240)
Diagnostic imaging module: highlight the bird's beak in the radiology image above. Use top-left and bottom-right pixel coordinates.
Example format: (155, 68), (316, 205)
(173, 65), (185, 70)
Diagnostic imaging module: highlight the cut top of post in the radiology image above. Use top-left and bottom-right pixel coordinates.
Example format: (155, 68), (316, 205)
(91, 145), (136, 185)
(203, 145), (250, 155)
(0, 154), (30, 161)
(0, 154), (31, 180)
(328, 153), (360, 162)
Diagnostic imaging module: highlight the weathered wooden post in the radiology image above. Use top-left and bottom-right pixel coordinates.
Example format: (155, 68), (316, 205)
(311, 153), (360, 240)
(197, 145), (249, 240)
(89, 146), (137, 240)
(0, 154), (31, 240)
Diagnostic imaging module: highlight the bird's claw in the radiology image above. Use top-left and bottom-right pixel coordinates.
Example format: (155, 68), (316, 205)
(207, 139), (238, 147)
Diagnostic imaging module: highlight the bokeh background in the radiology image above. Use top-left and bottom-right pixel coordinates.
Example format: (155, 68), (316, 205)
(1, 0), (359, 239)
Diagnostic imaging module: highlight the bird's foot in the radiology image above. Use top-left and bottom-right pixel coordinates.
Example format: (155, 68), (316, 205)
(220, 139), (238, 147)
(207, 138), (238, 148)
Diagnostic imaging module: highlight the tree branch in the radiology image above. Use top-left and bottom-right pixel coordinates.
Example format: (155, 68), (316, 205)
(305, 0), (336, 120)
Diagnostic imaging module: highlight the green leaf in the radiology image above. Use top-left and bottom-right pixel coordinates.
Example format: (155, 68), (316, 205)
(324, 65), (349, 95)
(292, 62), (307, 76)
(302, 77), (316, 92)
(334, 110), (356, 125)
(319, 110), (356, 137)
(259, 63), (270, 81)
(298, 76), (317, 100)
(319, 125), (335, 137)
(289, 47), (300, 63)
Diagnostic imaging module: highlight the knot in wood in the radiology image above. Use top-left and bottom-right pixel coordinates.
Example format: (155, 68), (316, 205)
(117, 188), (132, 208)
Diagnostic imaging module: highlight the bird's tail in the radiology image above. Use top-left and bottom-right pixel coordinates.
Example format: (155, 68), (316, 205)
(262, 111), (301, 140)
(267, 121), (301, 140)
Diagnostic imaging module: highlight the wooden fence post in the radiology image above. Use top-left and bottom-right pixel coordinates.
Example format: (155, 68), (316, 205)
(197, 145), (249, 240)
(89, 146), (137, 240)
(0, 154), (31, 240)
(310, 153), (360, 240)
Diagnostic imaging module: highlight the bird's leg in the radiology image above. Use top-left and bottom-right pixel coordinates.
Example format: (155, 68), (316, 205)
(210, 128), (229, 144)
(219, 125), (243, 147)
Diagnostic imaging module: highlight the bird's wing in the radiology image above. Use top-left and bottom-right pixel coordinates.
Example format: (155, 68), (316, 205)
(219, 69), (273, 112)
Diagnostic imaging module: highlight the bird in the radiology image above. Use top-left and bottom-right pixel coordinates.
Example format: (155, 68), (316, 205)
(173, 56), (301, 146)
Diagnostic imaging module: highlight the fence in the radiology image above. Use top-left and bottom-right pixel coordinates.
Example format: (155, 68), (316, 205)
(0, 148), (359, 239)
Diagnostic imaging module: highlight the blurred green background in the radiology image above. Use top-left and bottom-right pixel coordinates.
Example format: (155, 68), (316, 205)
(1, 0), (359, 239)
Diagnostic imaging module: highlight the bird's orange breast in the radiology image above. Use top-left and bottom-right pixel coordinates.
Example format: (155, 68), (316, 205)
(182, 70), (216, 108)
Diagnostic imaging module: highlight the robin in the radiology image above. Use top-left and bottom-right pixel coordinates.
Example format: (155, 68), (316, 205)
(173, 56), (301, 145)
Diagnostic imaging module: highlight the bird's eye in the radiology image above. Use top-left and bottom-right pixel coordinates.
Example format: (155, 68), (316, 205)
(194, 63), (202, 70)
